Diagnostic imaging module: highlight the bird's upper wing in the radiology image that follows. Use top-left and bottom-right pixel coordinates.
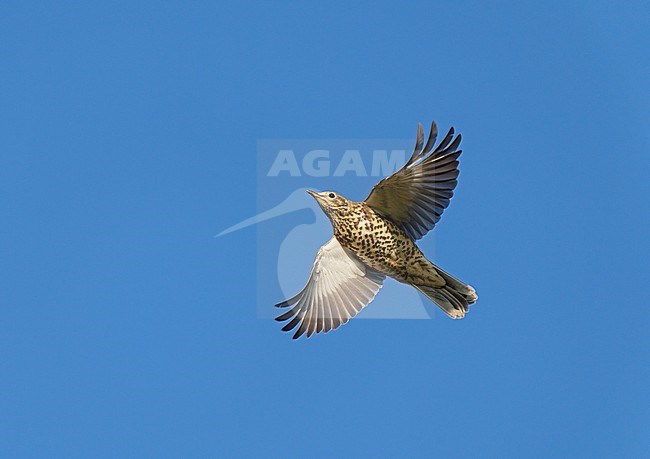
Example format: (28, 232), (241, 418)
(364, 121), (462, 240)
(275, 237), (385, 339)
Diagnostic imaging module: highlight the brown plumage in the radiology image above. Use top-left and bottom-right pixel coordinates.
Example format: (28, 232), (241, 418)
(276, 121), (478, 339)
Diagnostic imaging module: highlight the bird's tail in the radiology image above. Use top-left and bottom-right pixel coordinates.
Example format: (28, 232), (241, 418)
(412, 266), (478, 319)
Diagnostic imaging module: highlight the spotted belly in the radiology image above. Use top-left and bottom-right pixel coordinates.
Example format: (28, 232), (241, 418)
(334, 212), (432, 284)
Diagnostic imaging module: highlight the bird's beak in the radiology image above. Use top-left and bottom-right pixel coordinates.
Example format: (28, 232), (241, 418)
(306, 189), (327, 209)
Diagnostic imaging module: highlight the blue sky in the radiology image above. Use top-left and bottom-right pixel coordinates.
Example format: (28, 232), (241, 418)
(1, 1), (649, 457)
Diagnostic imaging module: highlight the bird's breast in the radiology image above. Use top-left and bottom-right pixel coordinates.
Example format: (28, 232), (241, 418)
(333, 209), (419, 281)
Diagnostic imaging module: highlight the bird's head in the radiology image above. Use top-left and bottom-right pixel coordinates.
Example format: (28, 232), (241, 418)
(306, 190), (351, 219)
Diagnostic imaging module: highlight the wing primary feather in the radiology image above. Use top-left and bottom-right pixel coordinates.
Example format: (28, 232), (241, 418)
(315, 276), (324, 334)
(283, 289), (312, 333)
(406, 123), (425, 167)
(436, 134), (462, 157)
(275, 306), (298, 322)
(291, 296), (311, 339)
(318, 266), (336, 330)
(306, 283), (319, 337)
(421, 120), (439, 155)
(299, 283), (314, 338)
(434, 128), (455, 153)
(299, 284), (316, 338)
(275, 291), (300, 308)
(281, 313), (302, 332)
(429, 151), (462, 166)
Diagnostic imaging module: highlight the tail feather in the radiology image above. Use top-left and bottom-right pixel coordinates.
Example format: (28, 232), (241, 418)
(435, 266), (478, 302)
(412, 267), (478, 319)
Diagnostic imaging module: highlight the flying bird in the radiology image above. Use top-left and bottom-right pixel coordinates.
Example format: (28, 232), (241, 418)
(276, 121), (478, 338)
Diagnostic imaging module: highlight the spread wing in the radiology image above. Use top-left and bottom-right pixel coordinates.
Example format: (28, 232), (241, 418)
(275, 237), (385, 339)
(364, 121), (462, 240)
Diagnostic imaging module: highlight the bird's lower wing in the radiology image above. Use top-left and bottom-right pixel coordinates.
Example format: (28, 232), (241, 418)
(275, 237), (385, 339)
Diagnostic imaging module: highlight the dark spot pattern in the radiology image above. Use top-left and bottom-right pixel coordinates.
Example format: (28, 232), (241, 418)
(330, 201), (444, 288)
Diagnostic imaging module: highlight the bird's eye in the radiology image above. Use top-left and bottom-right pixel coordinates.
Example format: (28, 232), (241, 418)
(328, 193), (336, 199)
